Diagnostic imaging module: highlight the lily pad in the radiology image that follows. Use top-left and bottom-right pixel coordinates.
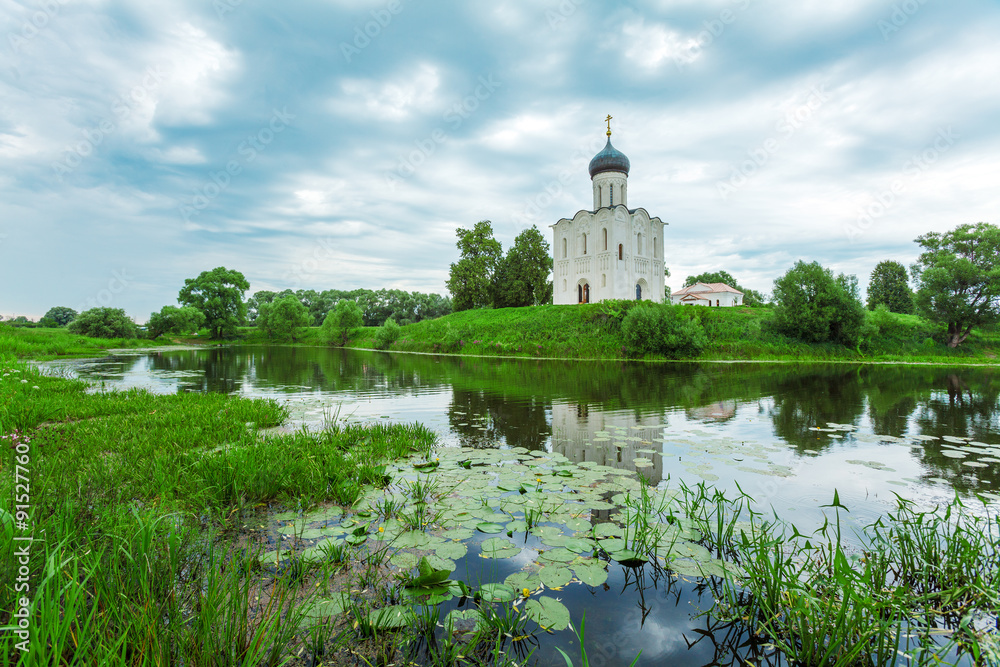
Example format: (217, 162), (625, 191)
(433, 541), (468, 560)
(537, 547), (577, 563)
(477, 583), (517, 603)
(524, 597), (571, 631)
(476, 522), (505, 534)
(365, 605), (415, 631)
(480, 537), (521, 559)
(539, 565), (572, 588)
(572, 561), (608, 586)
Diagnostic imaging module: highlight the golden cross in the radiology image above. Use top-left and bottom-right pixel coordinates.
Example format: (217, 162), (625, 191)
(605, 114), (613, 136)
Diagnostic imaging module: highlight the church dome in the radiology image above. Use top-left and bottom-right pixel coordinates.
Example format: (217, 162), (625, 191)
(588, 138), (630, 177)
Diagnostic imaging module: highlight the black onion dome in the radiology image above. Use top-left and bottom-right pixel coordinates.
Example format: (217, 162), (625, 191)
(588, 138), (630, 177)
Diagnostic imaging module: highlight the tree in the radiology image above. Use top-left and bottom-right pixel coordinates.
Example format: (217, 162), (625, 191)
(446, 221), (502, 311)
(322, 299), (364, 345)
(912, 222), (1000, 348)
(492, 225), (553, 308)
(373, 317), (401, 349)
(771, 261), (866, 346)
(256, 295), (311, 341)
(621, 304), (706, 359)
(178, 267), (250, 339)
(683, 270), (765, 306)
(67, 307), (137, 339)
(147, 306), (206, 338)
(246, 290), (277, 325)
(43, 306), (77, 327)
(866, 260), (914, 313)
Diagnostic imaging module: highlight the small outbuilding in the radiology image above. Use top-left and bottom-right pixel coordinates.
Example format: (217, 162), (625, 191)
(671, 282), (743, 307)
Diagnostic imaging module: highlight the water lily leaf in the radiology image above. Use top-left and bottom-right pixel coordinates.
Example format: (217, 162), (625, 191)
(477, 583), (517, 603)
(345, 534), (367, 545)
(593, 523), (623, 539)
(597, 538), (626, 552)
(480, 537), (521, 559)
(572, 562), (608, 586)
(413, 460), (440, 471)
(524, 597), (571, 631)
(561, 537), (595, 553)
(505, 571), (541, 592)
(306, 507), (344, 522)
(433, 541), (468, 560)
(506, 519), (528, 532)
(477, 522), (505, 534)
(394, 531), (432, 548)
(300, 593), (350, 621)
(610, 549), (646, 566)
(564, 517), (592, 532)
(537, 547), (576, 563)
(390, 552), (419, 571)
(539, 565), (572, 588)
(366, 605), (416, 631)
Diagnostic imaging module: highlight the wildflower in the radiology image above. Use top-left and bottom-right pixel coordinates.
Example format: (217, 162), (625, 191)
(522, 587), (530, 597)
(32, 386), (39, 390)
(20, 379), (27, 384)
(378, 526), (384, 533)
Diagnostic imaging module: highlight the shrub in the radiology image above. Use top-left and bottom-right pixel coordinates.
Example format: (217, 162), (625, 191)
(322, 300), (363, 346)
(620, 304), (706, 359)
(67, 308), (138, 339)
(147, 306), (206, 339)
(374, 318), (401, 350)
(771, 261), (866, 347)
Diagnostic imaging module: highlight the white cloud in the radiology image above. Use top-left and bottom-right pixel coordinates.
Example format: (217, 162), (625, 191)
(332, 63), (442, 121)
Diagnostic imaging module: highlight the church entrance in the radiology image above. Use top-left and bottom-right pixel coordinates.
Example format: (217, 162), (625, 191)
(577, 283), (590, 304)
(635, 284), (642, 300)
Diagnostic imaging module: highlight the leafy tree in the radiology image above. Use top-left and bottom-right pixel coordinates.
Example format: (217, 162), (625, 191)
(683, 270), (765, 306)
(866, 260), (914, 313)
(246, 291), (277, 325)
(67, 307), (137, 339)
(771, 261), (866, 346)
(256, 295), (311, 341)
(147, 306), (206, 338)
(492, 225), (553, 308)
(42, 306), (77, 327)
(912, 222), (1000, 348)
(178, 267), (250, 339)
(322, 299), (364, 345)
(374, 317), (401, 349)
(446, 221), (502, 311)
(621, 304), (706, 359)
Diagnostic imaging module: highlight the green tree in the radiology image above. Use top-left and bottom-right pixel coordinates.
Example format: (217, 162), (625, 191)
(912, 222), (1000, 348)
(178, 267), (250, 339)
(67, 308), (138, 339)
(322, 299), (364, 345)
(42, 306), (77, 327)
(683, 270), (765, 306)
(373, 317), (401, 349)
(147, 306), (206, 338)
(771, 261), (866, 346)
(246, 290), (277, 325)
(446, 221), (502, 311)
(621, 304), (706, 359)
(866, 260), (914, 313)
(256, 295), (311, 341)
(492, 225), (553, 308)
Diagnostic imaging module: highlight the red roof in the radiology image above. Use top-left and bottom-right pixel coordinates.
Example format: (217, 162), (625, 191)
(671, 282), (744, 297)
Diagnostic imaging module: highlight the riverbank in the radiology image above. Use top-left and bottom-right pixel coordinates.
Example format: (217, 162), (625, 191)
(0, 324), (177, 360)
(303, 304), (1000, 365)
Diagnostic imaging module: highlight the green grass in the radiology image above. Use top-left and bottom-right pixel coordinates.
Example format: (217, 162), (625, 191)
(332, 304), (1000, 364)
(0, 324), (171, 360)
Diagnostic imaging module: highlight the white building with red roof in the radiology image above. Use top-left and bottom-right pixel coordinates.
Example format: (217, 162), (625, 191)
(671, 282), (744, 307)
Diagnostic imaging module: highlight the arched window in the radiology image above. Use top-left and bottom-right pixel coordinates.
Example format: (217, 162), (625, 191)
(637, 233), (643, 255)
(609, 184), (614, 206)
(562, 238), (567, 258)
(618, 244), (623, 260)
(653, 237), (657, 258)
(602, 228), (608, 251)
(635, 284), (642, 300)
(584, 284), (590, 303)
(578, 284), (582, 303)
(582, 233), (587, 255)
(716, 299), (720, 307)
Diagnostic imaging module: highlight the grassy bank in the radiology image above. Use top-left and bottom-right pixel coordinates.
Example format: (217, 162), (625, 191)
(0, 324), (175, 360)
(335, 303), (1000, 364)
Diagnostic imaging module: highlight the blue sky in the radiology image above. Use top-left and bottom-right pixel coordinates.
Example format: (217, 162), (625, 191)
(2, 0), (999, 321)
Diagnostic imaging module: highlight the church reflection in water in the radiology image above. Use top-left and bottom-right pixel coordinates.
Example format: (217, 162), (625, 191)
(550, 401), (665, 486)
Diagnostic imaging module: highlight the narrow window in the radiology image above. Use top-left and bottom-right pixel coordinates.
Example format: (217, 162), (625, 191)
(602, 228), (608, 251)
(562, 238), (567, 258)
(583, 233), (587, 255)
(584, 284), (590, 303)
(716, 299), (720, 307)
(653, 237), (657, 258)
(610, 184), (614, 206)
(578, 284), (583, 303)
(636, 284), (642, 300)
(602, 274), (606, 287)
(618, 244), (623, 260)
(637, 233), (643, 255)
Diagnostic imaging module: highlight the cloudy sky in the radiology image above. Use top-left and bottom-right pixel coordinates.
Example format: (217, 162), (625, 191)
(2, 0), (999, 320)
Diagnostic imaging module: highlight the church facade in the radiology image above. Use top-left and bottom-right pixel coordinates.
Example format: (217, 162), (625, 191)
(551, 123), (666, 305)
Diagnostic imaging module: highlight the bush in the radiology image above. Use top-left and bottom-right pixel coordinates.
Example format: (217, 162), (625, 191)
(374, 318), (401, 350)
(67, 308), (138, 339)
(620, 304), (706, 359)
(322, 299), (364, 346)
(147, 306), (206, 339)
(771, 261), (865, 347)
(256, 295), (311, 341)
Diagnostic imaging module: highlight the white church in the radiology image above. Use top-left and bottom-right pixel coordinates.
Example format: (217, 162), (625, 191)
(552, 119), (666, 305)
